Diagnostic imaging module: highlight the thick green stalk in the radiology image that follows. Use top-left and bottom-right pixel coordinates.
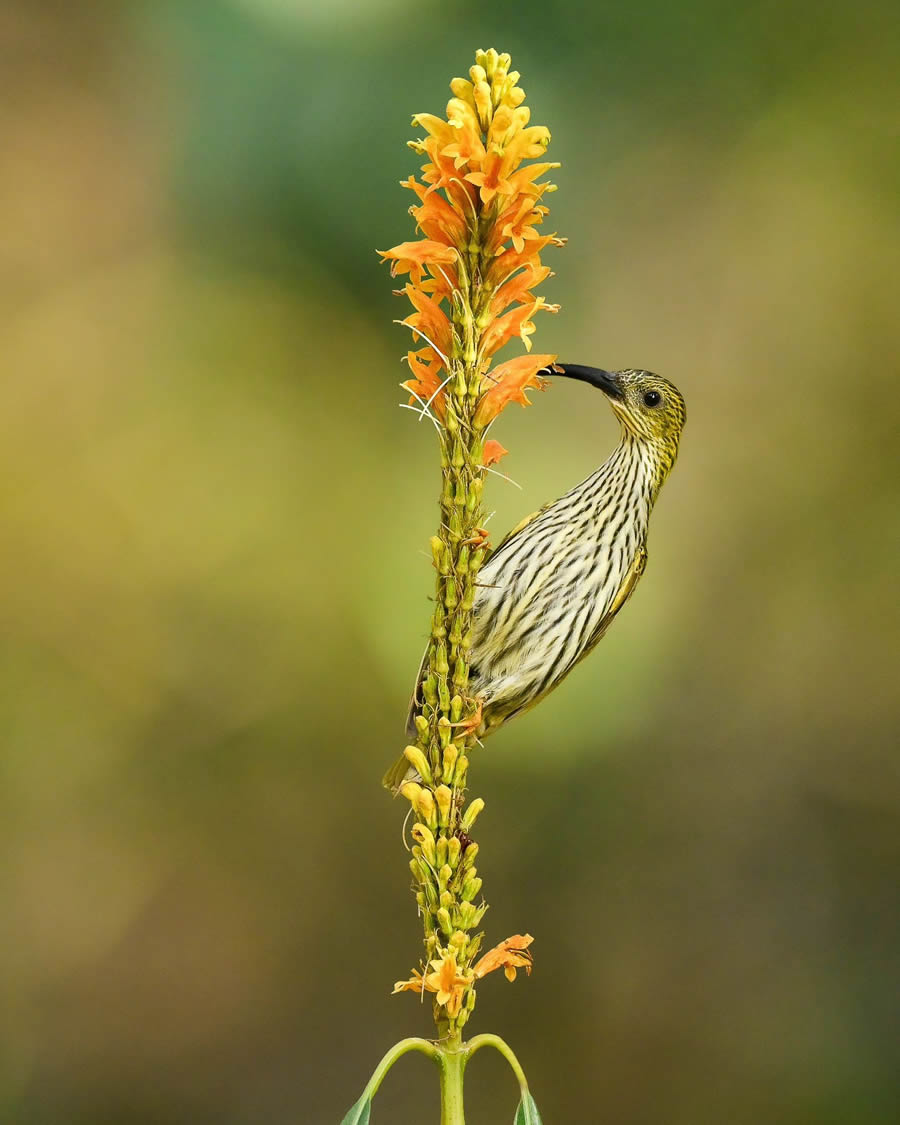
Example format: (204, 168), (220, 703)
(438, 1041), (467, 1125)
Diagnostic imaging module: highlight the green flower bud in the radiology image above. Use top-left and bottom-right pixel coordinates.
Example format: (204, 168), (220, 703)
(430, 536), (444, 569)
(462, 840), (479, 867)
(461, 875), (482, 902)
(438, 715), (452, 747)
(467, 933), (483, 960)
(439, 890), (454, 910)
(466, 988), (477, 1011)
(457, 1007), (469, 1028)
(434, 642), (450, 675)
(436, 835), (448, 868)
(439, 864), (453, 891)
(414, 714), (429, 738)
(444, 578), (458, 610)
(457, 901), (477, 929)
(450, 930), (468, 953)
(438, 677), (451, 711)
(424, 880), (440, 912)
(423, 674), (438, 705)
(436, 907), (453, 937)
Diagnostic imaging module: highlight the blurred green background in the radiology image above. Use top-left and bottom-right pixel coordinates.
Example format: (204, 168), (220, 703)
(2, 1), (898, 1122)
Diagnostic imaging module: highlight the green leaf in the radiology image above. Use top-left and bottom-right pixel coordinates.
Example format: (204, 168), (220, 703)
(514, 1091), (543, 1125)
(340, 1093), (371, 1125)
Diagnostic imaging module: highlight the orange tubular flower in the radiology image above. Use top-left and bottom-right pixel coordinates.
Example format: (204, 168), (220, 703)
(393, 951), (473, 1018)
(380, 48), (563, 446)
(473, 933), (534, 982)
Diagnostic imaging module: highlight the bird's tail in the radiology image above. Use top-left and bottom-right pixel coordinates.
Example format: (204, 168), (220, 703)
(381, 753), (417, 794)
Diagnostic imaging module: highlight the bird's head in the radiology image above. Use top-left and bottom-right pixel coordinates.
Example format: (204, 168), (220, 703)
(551, 364), (685, 473)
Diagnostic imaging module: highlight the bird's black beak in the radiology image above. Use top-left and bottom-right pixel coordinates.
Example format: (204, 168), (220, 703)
(550, 364), (624, 401)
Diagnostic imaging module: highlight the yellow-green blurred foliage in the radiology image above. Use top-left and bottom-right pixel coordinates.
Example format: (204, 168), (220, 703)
(2, 2), (898, 1122)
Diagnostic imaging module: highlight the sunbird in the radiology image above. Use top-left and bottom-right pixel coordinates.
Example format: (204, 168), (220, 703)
(385, 365), (685, 791)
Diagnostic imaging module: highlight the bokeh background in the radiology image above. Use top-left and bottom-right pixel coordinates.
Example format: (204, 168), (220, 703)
(2, 1), (898, 1122)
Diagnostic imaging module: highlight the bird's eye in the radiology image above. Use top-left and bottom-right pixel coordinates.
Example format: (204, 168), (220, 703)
(643, 390), (662, 408)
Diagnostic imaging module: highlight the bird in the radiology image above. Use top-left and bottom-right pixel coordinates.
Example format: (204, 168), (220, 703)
(384, 365), (685, 791)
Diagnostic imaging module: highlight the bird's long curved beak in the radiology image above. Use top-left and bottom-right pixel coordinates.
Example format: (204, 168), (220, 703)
(551, 364), (624, 401)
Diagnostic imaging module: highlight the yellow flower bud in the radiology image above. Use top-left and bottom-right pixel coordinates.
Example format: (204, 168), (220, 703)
(438, 716), (452, 747)
(450, 930), (468, 953)
(442, 743), (459, 783)
(436, 907), (453, 936)
(462, 841), (479, 868)
(402, 782), (437, 827)
(410, 822), (436, 866)
(434, 784), (453, 826)
(403, 745), (433, 786)
(439, 864), (453, 890)
(439, 890), (454, 909)
(461, 797), (484, 831)
(447, 835), (461, 869)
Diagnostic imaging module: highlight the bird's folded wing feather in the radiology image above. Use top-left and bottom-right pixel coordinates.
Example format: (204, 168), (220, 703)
(581, 544), (648, 656)
(483, 502), (550, 566)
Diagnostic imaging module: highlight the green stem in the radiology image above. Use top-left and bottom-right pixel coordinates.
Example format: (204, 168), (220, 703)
(466, 1033), (529, 1096)
(360, 1038), (439, 1101)
(438, 1041), (467, 1125)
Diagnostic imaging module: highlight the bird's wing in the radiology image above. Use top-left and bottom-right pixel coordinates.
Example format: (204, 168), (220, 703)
(484, 502), (551, 566)
(404, 642), (429, 739)
(581, 544), (648, 657)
